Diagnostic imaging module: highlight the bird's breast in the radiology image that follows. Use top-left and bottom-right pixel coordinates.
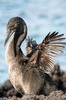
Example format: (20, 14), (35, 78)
(21, 68), (44, 94)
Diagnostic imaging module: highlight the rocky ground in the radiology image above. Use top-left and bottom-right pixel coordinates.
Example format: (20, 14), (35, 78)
(0, 64), (66, 100)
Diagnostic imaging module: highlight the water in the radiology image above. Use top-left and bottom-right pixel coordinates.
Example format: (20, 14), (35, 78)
(0, 0), (66, 84)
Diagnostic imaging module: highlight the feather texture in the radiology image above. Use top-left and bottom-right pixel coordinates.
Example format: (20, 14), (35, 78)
(28, 32), (66, 72)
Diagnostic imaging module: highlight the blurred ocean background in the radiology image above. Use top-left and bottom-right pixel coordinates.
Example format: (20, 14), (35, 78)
(0, 0), (66, 84)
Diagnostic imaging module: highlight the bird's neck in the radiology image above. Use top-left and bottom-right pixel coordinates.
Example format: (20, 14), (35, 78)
(5, 37), (20, 66)
(5, 25), (27, 66)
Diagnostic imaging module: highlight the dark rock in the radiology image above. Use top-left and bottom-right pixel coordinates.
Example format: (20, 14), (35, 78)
(0, 91), (66, 100)
(0, 86), (4, 97)
(2, 80), (13, 91)
(50, 64), (65, 91)
(61, 72), (66, 92)
(42, 74), (58, 95)
(45, 91), (66, 100)
(0, 80), (22, 98)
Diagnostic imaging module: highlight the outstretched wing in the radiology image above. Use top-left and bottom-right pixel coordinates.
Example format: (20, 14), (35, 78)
(29, 32), (66, 72)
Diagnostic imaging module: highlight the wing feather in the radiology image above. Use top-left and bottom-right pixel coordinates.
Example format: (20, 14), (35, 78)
(29, 32), (66, 72)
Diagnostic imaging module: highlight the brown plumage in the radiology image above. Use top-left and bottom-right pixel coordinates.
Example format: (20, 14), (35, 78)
(26, 32), (66, 72)
(4, 17), (66, 95)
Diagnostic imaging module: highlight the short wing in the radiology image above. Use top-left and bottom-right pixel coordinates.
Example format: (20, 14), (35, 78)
(26, 37), (38, 56)
(29, 32), (66, 72)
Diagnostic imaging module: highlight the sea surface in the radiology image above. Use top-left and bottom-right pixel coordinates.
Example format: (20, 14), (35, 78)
(0, 0), (66, 84)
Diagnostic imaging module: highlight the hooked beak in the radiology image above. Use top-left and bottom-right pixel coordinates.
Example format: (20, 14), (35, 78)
(4, 30), (14, 46)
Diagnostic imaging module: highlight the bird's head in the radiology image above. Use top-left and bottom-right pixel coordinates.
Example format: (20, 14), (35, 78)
(4, 17), (27, 46)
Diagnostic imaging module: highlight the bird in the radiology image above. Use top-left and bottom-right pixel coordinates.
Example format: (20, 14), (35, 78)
(4, 17), (66, 95)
